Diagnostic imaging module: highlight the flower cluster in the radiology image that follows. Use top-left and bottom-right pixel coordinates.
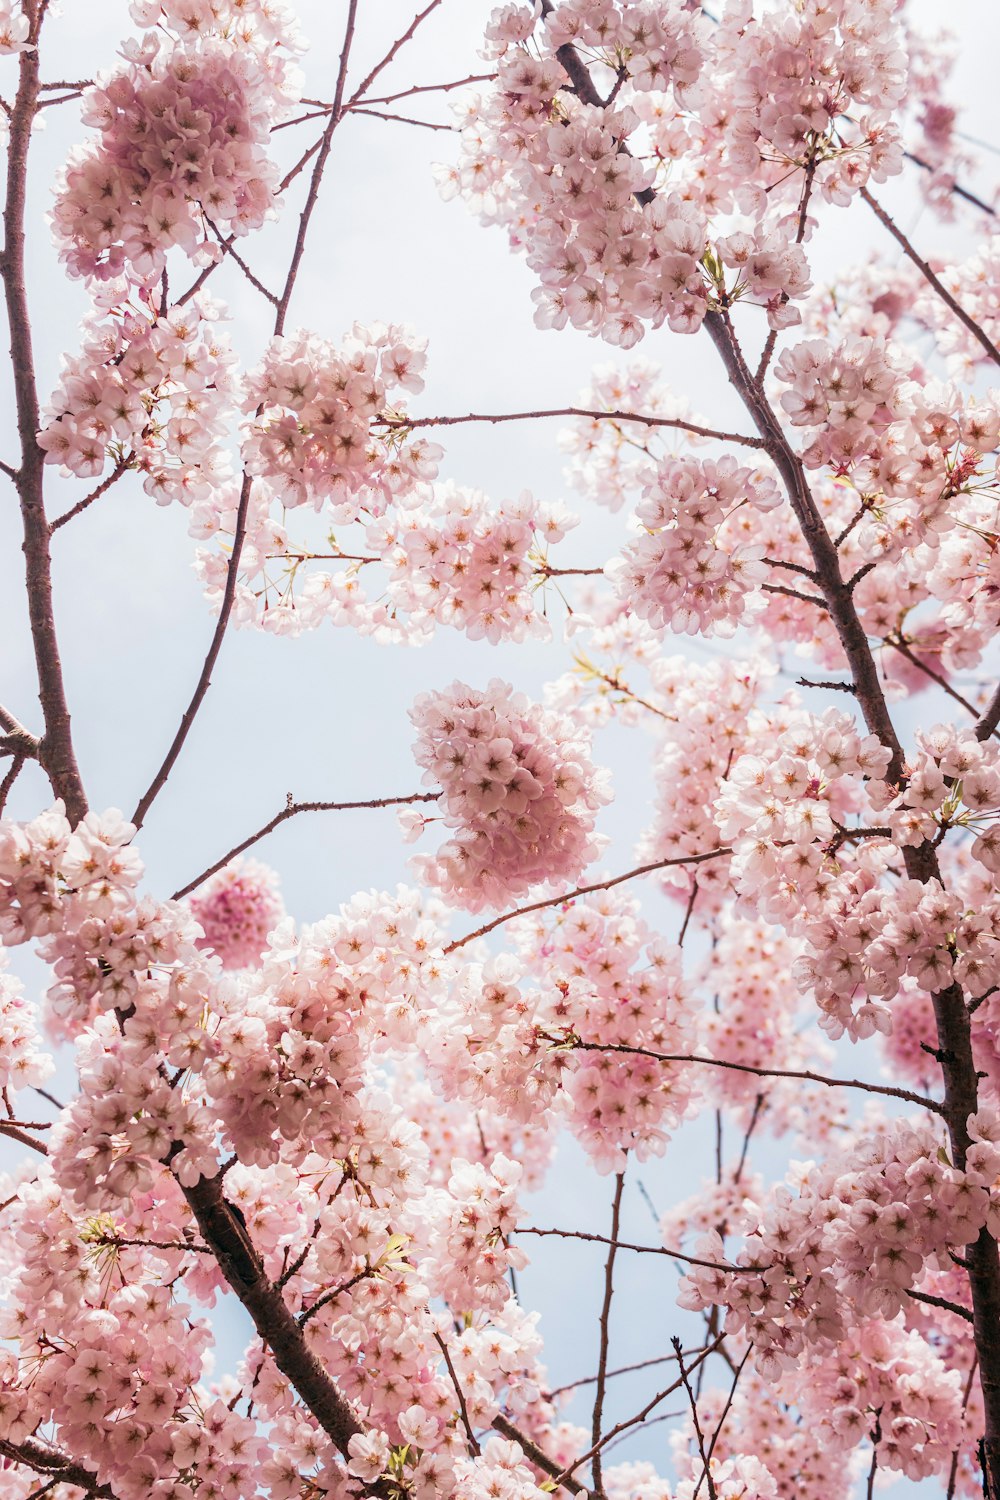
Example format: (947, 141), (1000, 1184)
(608, 455), (781, 636)
(372, 483), (576, 645)
(38, 295), (237, 500)
(680, 1117), (997, 1388)
(409, 679), (610, 910)
(427, 890), (698, 1171)
(187, 857), (284, 970)
(241, 324), (441, 518)
(52, 37), (297, 285)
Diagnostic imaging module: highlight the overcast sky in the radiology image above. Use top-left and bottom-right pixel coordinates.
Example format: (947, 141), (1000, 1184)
(1, 2), (998, 1491)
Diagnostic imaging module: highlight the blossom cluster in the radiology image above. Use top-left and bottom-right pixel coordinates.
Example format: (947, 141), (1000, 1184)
(241, 324), (441, 518)
(609, 455), (781, 636)
(187, 856), (284, 970)
(38, 295), (237, 501)
(52, 36), (298, 286)
(409, 679), (610, 910)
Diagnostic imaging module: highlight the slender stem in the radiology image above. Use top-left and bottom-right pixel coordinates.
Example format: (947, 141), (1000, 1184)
(549, 1340), (725, 1490)
(570, 1039), (944, 1114)
(274, 0), (359, 336)
(516, 1226), (765, 1276)
(50, 457), (129, 531)
(171, 791), (438, 900)
(547, 1344), (713, 1401)
(344, 0), (444, 111)
(443, 847), (731, 954)
(130, 474), (253, 830)
(886, 636), (999, 737)
(674, 1337), (717, 1500)
(861, 186), (1000, 369)
(591, 1173), (624, 1493)
(376, 405), (764, 448)
(435, 1332), (481, 1456)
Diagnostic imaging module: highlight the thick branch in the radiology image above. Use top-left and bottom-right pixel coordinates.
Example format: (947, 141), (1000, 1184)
(3, 22), (87, 824)
(0, 1436), (114, 1497)
(180, 1171), (373, 1468)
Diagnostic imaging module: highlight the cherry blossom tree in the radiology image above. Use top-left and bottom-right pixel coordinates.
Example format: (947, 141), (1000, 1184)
(2, 0), (1000, 1497)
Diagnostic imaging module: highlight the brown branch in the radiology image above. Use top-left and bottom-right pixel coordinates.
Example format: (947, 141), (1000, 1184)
(443, 847), (731, 954)
(344, 0), (444, 112)
(361, 73), (493, 106)
(516, 1226), (764, 1276)
(907, 1288), (974, 1323)
(274, 1), (358, 335)
(570, 1039), (944, 1115)
(591, 1172), (624, 1493)
(179, 1170), (377, 1473)
(702, 307), (905, 780)
(435, 1332), (481, 1456)
(375, 405), (764, 448)
(674, 1336), (718, 1500)
(861, 186), (1000, 369)
(50, 457), (129, 531)
(3, 23), (87, 825)
(130, 472), (254, 830)
(0, 752), (26, 814)
(547, 1344), (713, 1401)
(905, 149), (997, 218)
(0, 1120), (47, 1155)
(885, 637), (999, 737)
(490, 1414), (586, 1496)
(349, 106), (454, 131)
(549, 1340), (725, 1489)
(171, 790), (438, 900)
(0, 1436), (115, 1497)
(975, 681), (1000, 743)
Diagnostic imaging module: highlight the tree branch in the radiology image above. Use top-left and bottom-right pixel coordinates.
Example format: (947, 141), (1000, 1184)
(3, 19), (87, 824)
(375, 405), (764, 448)
(861, 186), (1000, 370)
(443, 847), (731, 954)
(171, 790), (439, 900)
(591, 1172), (624, 1494)
(569, 1040), (945, 1115)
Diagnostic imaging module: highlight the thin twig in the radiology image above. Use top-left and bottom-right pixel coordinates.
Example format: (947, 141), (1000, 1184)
(171, 791), (438, 900)
(130, 473), (254, 830)
(516, 1225), (766, 1276)
(375, 405), (764, 448)
(862, 186), (1000, 369)
(50, 457), (129, 531)
(570, 1040), (944, 1114)
(443, 847), (731, 954)
(435, 1332), (481, 1456)
(344, 0), (444, 111)
(591, 1173), (625, 1493)
(674, 1336), (718, 1500)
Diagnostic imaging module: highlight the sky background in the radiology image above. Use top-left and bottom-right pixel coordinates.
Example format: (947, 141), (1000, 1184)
(1, 1), (999, 1493)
